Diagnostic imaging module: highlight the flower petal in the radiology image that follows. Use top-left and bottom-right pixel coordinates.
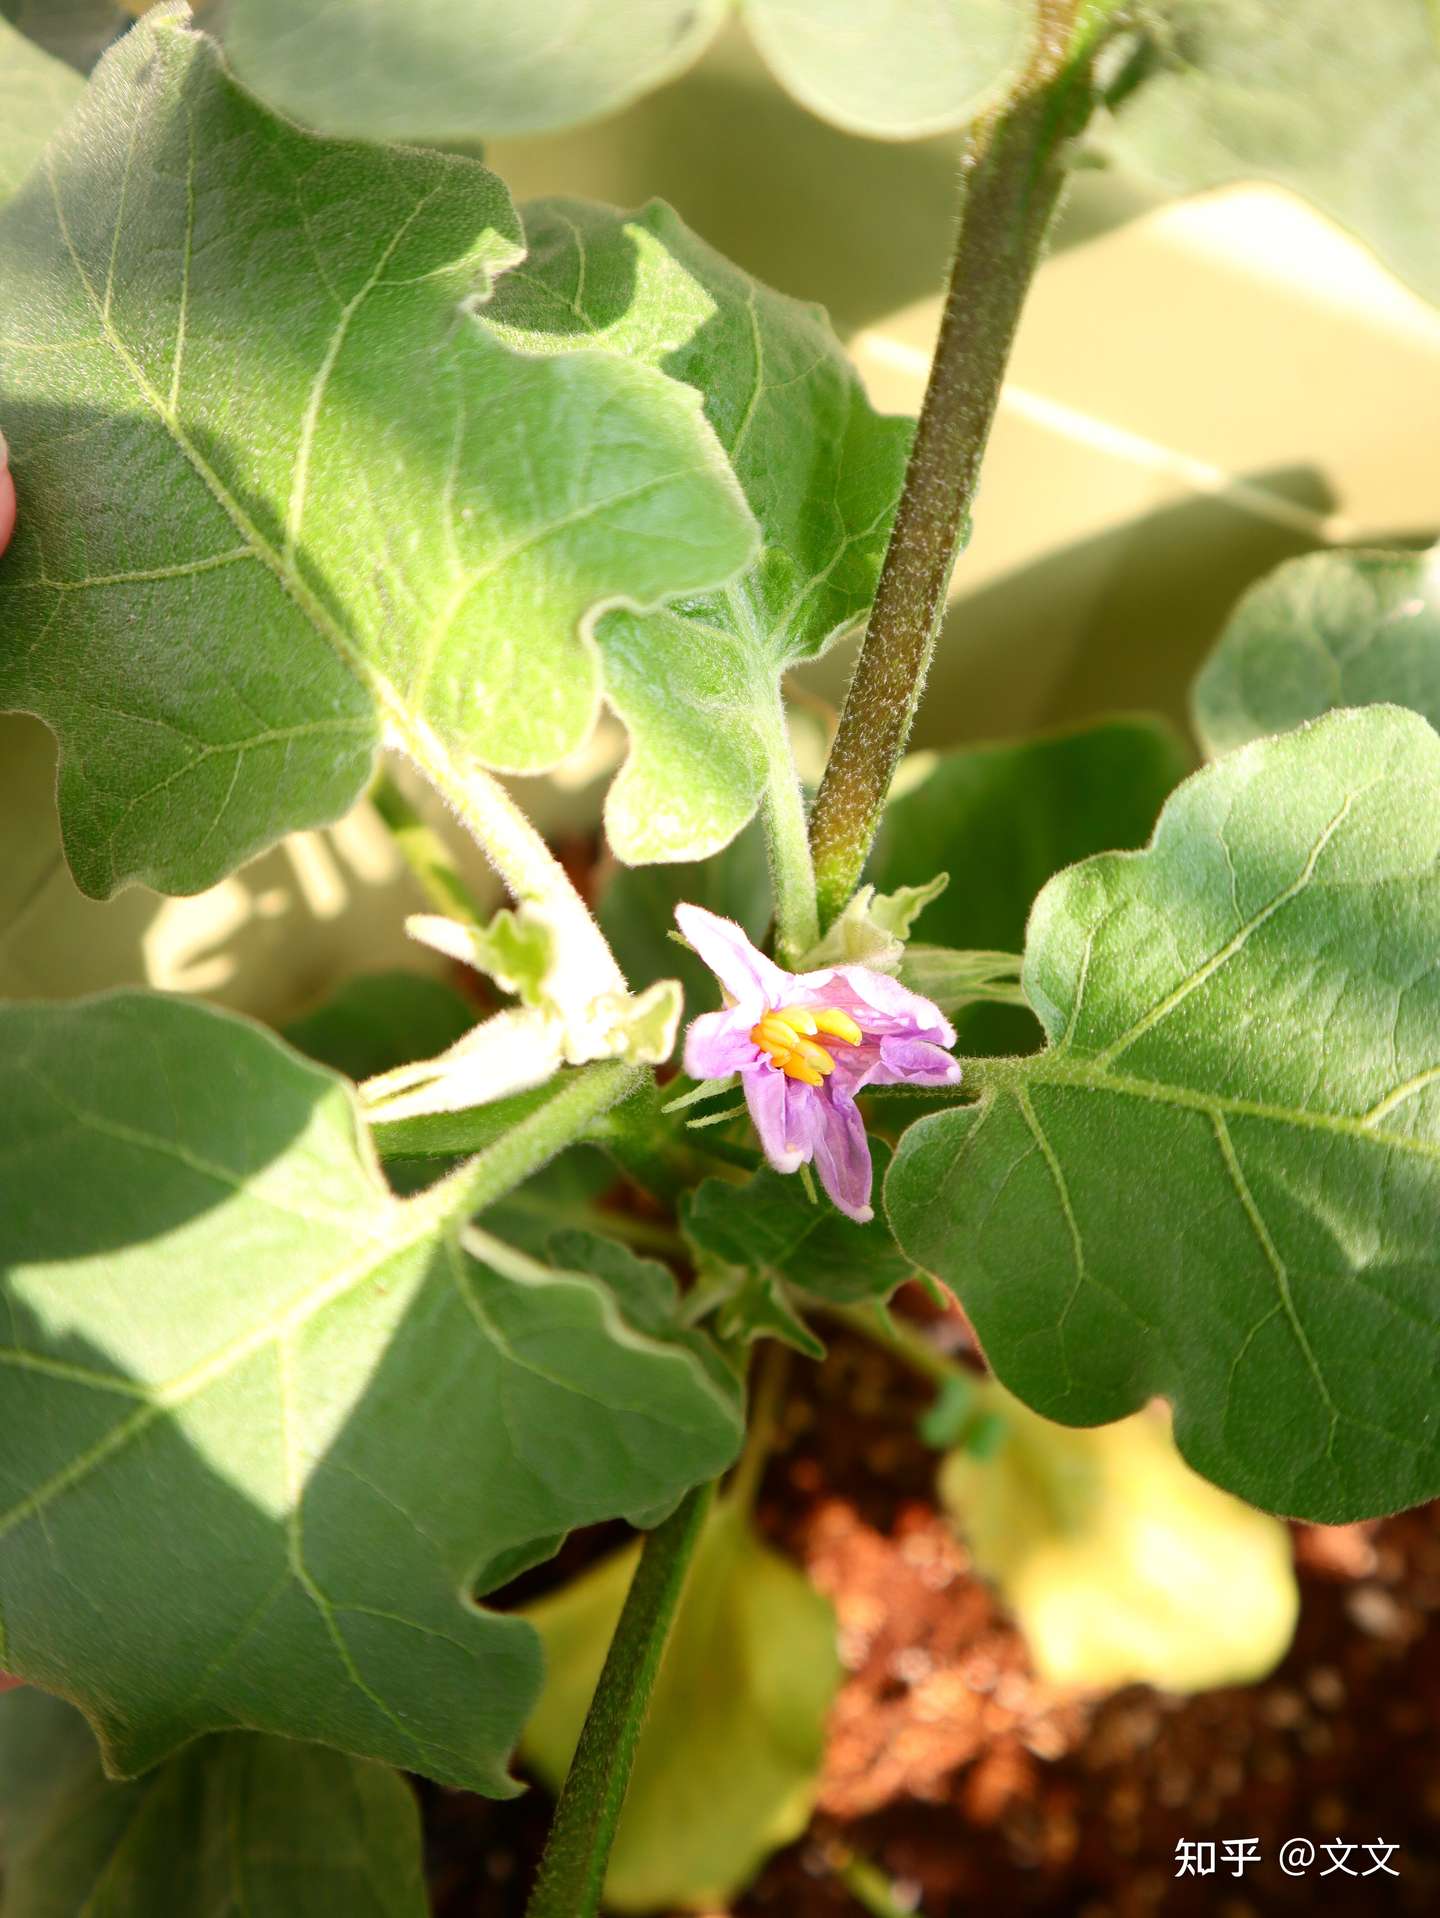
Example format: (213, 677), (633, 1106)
(675, 904), (789, 1009)
(792, 962), (956, 1045)
(873, 1035), (964, 1087)
(684, 1008), (759, 1081)
(744, 1063), (807, 1174)
(810, 1094), (875, 1222)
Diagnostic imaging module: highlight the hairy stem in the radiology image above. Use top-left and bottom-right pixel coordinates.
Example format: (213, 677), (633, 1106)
(525, 1480), (715, 1918)
(387, 714), (628, 1003)
(413, 1059), (643, 1233)
(757, 691), (820, 964)
(369, 767), (488, 925)
(808, 0), (1116, 927)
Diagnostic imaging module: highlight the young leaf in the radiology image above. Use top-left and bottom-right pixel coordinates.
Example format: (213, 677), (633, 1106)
(1193, 549), (1440, 757)
(743, 0), (1028, 139)
(0, 992), (743, 1792)
(0, 1687), (428, 1917)
(1105, 0), (1440, 308)
(0, 10), (756, 898)
(483, 197), (912, 863)
(684, 1142), (914, 1314)
(887, 707), (1440, 1523)
(0, 16), (82, 205)
(521, 1498), (841, 1913)
(220, 0), (727, 142)
(940, 1391), (1297, 1692)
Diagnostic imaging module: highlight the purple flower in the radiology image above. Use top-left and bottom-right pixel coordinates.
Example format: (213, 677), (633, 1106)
(676, 903), (961, 1223)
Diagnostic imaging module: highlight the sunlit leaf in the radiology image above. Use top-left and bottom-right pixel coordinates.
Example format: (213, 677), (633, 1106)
(1106, 0), (1440, 308)
(941, 1388), (1297, 1691)
(0, 1686), (428, 1917)
(742, 0), (1027, 139)
(1193, 548), (1440, 757)
(0, 10), (756, 897)
(0, 992), (742, 1791)
(216, 0), (1025, 144)
(522, 1498), (840, 1913)
(484, 196), (911, 863)
(888, 707), (1440, 1522)
(221, 0), (728, 141)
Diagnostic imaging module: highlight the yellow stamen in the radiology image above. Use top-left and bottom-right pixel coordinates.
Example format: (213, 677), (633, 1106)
(750, 1002), (863, 1083)
(813, 1008), (862, 1046)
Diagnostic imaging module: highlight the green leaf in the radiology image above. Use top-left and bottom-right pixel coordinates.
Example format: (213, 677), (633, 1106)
(1193, 549), (1440, 757)
(0, 992), (743, 1791)
(484, 196), (912, 863)
(0, 16), (82, 206)
(220, 0), (728, 142)
(218, 0), (1028, 144)
(0, 1687), (429, 1917)
(741, 0), (1028, 139)
(599, 818), (772, 1015)
(868, 717), (1190, 1051)
(940, 1390), (1297, 1692)
(282, 969), (475, 1086)
(1105, 0), (1440, 308)
(521, 1498), (841, 1913)
(888, 706), (1440, 1522)
(0, 11), (756, 898)
(684, 1142), (914, 1313)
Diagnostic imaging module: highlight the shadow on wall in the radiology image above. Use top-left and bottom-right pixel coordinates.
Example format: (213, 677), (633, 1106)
(0, 714), (455, 1022)
(798, 466), (1428, 751)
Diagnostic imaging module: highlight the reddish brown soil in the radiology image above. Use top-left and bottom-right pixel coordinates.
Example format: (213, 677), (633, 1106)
(425, 1300), (1440, 1917)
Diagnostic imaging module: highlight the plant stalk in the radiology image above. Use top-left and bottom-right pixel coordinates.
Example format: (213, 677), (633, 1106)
(525, 1479), (715, 1918)
(414, 1059), (642, 1233)
(369, 767), (488, 926)
(387, 713), (629, 1007)
(756, 690), (820, 964)
(807, 0), (1114, 927)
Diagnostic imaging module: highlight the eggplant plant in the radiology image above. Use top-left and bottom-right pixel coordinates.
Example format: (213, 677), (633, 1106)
(0, 2), (1437, 1912)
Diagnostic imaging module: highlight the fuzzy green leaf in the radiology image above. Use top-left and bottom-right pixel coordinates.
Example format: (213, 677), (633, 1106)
(0, 1687), (428, 1918)
(217, 0), (1027, 144)
(0, 11), (756, 897)
(0, 993), (742, 1791)
(742, 0), (1027, 138)
(0, 16), (82, 206)
(221, 0), (728, 142)
(888, 708), (1440, 1522)
(1193, 549), (1440, 757)
(1106, 0), (1440, 308)
(521, 1498), (840, 1912)
(484, 196), (912, 863)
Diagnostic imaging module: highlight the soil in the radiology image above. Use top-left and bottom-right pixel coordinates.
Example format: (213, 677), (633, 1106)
(423, 1293), (1440, 1918)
